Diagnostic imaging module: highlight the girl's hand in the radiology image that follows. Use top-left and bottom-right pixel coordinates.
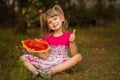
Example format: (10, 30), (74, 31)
(27, 49), (36, 54)
(38, 52), (49, 60)
(27, 49), (49, 60)
(69, 29), (76, 43)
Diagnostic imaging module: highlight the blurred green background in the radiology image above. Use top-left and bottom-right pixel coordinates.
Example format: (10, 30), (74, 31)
(0, 0), (120, 80)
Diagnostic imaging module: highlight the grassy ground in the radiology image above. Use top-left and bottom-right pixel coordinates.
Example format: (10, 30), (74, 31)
(0, 25), (120, 80)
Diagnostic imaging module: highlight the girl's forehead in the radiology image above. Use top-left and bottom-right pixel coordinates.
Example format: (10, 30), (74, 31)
(46, 15), (57, 21)
(45, 10), (61, 21)
(47, 14), (57, 18)
(46, 13), (58, 18)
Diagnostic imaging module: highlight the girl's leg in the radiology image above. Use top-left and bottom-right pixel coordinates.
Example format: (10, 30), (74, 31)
(20, 57), (37, 73)
(49, 53), (82, 75)
(20, 57), (50, 79)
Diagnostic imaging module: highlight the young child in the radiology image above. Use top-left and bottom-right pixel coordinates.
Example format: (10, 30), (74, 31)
(20, 5), (82, 80)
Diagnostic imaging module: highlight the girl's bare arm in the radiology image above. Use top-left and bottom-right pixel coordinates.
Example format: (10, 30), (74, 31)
(69, 29), (78, 56)
(70, 41), (78, 56)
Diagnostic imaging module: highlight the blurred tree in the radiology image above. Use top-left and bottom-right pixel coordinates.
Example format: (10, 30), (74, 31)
(14, 0), (27, 33)
(107, 0), (117, 21)
(41, 0), (56, 9)
(22, 0), (44, 28)
(0, 0), (8, 26)
(1, 0), (120, 30)
(93, 0), (107, 26)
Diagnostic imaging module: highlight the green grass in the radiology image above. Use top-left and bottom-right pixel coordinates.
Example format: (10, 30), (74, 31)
(0, 26), (120, 80)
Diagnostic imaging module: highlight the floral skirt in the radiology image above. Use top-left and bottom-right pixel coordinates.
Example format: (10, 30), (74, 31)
(21, 45), (70, 71)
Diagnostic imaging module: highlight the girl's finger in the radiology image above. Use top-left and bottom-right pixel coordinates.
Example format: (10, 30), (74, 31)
(72, 29), (76, 34)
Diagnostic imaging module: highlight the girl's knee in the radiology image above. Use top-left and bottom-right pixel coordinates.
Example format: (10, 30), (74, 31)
(20, 56), (27, 62)
(76, 53), (82, 62)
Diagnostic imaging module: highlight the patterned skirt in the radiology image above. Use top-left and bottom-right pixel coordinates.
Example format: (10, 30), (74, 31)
(21, 45), (70, 71)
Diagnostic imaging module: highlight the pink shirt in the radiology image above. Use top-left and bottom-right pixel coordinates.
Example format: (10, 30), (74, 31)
(44, 32), (71, 46)
(22, 32), (72, 71)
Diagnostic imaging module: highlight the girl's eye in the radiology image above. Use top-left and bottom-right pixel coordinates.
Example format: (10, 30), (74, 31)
(53, 16), (58, 20)
(48, 21), (52, 25)
(54, 17), (57, 20)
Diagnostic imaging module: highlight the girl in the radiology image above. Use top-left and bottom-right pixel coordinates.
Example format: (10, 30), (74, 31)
(21, 5), (82, 80)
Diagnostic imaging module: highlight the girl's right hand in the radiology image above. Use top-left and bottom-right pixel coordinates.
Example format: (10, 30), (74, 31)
(69, 29), (76, 43)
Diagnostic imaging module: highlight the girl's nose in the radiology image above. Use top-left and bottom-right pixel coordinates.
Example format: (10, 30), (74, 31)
(52, 21), (55, 25)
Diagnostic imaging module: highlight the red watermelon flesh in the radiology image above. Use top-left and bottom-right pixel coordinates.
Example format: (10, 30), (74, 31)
(22, 39), (50, 52)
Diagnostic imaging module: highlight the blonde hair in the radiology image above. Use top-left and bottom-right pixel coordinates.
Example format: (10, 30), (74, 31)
(40, 5), (68, 37)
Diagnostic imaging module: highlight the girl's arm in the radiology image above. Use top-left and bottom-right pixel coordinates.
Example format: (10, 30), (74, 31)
(69, 29), (78, 56)
(70, 41), (78, 56)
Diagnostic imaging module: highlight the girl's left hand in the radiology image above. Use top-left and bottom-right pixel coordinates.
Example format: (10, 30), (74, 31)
(37, 52), (49, 60)
(69, 29), (76, 43)
(27, 49), (36, 53)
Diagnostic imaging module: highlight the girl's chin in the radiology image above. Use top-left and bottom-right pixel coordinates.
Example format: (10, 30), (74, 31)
(53, 28), (59, 31)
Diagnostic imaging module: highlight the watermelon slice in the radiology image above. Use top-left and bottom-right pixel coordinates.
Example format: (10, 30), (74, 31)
(22, 39), (50, 53)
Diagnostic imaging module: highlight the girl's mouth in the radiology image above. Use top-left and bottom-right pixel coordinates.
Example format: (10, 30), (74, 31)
(53, 26), (56, 28)
(53, 23), (58, 28)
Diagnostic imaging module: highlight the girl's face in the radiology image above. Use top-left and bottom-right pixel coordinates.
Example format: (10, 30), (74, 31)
(47, 15), (63, 31)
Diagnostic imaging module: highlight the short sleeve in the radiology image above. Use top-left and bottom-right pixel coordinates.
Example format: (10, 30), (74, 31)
(44, 34), (49, 42)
